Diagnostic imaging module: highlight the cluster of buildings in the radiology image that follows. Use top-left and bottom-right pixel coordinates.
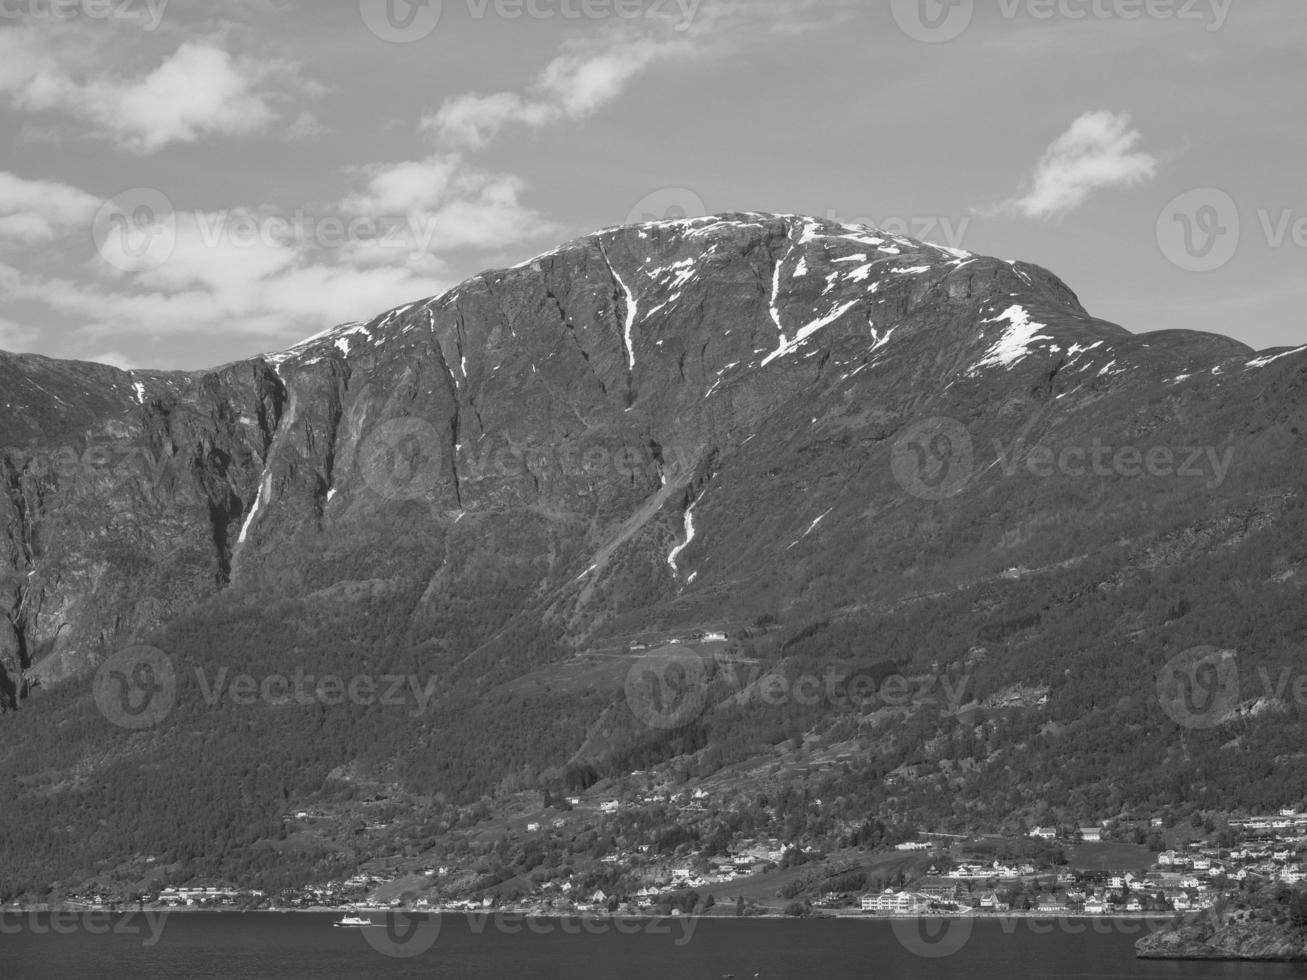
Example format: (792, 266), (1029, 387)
(157, 886), (255, 906)
(942, 860), (1039, 879)
(623, 840), (791, 895)
(858, 811), (1307, 918)
(631, 631), (729, 652)
(585, 787), (712, 816)
(1229, 809), (1307, 833)
(856, 875), (1217, 918)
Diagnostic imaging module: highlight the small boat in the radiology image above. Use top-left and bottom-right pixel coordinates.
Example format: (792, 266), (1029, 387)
(334, 915), (372, 927)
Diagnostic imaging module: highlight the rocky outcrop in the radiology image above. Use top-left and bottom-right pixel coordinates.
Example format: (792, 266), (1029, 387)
(0, 357), (285, 692)
(1137, 913), (1307, 960)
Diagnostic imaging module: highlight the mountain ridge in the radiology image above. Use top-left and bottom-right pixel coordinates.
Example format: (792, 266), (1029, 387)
(0, 210), (1299, 696)
(2, 211), (1306, 899)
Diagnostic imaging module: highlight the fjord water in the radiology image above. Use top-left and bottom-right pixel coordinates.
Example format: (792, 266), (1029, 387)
(3, 914), (1306, 980)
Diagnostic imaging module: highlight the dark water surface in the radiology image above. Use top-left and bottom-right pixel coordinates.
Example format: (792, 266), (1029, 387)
(4, 912), (1307, 979)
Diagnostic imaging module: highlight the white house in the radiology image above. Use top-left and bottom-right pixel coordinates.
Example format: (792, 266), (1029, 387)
(861, 891), (932, 915)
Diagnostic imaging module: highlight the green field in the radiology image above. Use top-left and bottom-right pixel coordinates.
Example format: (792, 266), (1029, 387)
(1065, 842), (1154, 872)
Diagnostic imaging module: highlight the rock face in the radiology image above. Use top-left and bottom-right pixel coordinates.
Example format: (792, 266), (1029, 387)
(0, 354), (283, 703)
(1137, 913), (1307, 960)
(3, 213), (1307, 892)
(7, 211), (1297, 708)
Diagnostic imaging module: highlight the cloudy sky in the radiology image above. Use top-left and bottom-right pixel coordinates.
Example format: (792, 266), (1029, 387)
(0, 0), (1302, 371)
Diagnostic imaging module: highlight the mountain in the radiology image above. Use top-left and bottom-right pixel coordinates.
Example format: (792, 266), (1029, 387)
(3, 212), (1307, 900)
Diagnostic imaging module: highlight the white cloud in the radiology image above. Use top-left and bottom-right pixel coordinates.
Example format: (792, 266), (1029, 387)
(1008, 110), (1158, 219)
(0, 153), (552, 348)
(424, 33), (693, 149)
(0, 0), (863, 364)
(86, 350), (137, 370)
(0, 316), (39, 353)
(340, 154), (554, 253)
(341, 156), (464, 215)
(422, 2), (859, 150)
(0, 25), (310, 153)
(423, 92), (551, 151)
(0, 172), (100, 243)
(10, 260), (449, 346)
(94, 43), (282, 153)
(538, 35), (690, 118)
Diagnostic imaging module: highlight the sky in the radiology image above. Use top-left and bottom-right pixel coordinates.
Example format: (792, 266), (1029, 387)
(0, 0), (1303, 371)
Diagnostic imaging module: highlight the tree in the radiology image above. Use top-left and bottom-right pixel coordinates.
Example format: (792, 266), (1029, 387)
(1289, 890), (1307, 930)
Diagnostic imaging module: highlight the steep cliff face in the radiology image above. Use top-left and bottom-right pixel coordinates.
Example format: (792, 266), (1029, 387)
(0, 356), (285, 701)
(2, 212), (1303, 707)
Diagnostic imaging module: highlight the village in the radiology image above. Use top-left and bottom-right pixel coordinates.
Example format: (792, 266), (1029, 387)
(845, 809), (1307, 918)
(54, 806), (1307, 922)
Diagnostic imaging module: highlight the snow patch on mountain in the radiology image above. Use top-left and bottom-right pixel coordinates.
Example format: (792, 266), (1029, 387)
(788, 507), (833, 549)
(761, 299), (860, 367)
(238, 470), (271, 545)
(1247, 345), (1307, 369)
(969, 305), (1054, 374)
(645, 257), (698, 293)
(266, 320), (373, 365)
(667, 502), (698, 577)
(613, 265), (638, 372)
(869, 325), (895, 354)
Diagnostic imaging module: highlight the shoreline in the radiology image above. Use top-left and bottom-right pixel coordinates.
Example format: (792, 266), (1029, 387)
(2, 905), (1177, 923)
